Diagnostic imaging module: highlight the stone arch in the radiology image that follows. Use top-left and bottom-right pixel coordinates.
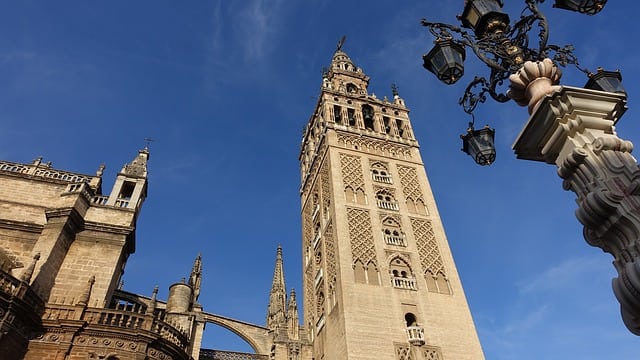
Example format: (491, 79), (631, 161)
(386, 253), (416, 275)
(202, 312), (271, 355)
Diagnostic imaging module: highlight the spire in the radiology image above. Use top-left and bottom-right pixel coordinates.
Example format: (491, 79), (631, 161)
(189, 253), (202, 303)
(121, 147), (149, 178)
(325, 38), (370, 94)
(267, 245), (287, 330)
(287, 288), (300, 340)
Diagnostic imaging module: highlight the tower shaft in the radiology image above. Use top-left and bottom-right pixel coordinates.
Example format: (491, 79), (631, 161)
(299, 48), (484, 360)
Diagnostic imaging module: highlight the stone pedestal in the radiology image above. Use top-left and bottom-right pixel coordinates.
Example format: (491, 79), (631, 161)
(513, 86), (640, 334)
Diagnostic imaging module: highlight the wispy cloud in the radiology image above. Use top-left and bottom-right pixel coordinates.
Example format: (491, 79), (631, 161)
(516, 256), (601, 294)
(0, 50), (35, 64)
(236, 0), (284, 61)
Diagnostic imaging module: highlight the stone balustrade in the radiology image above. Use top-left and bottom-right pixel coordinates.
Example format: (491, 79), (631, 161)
(377, 200), (399, 211)
(392, 276), (417, 290)
(406, 325), (425, 346)
(43, 303), (189, 352)
(0, 160), (90, 183)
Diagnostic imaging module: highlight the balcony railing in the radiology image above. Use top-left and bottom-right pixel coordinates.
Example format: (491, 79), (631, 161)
(316, 314), (326, 333)
(406, 325), (425, 346)
(314, 268), (324, 288)
(377, 200), (399, 211)
(384, 234), (406, 246)
(392, 276), (417, 290)
(0, 269), (44, 313)
(372, 174), (393, 184)
(199, 349), (268, 360)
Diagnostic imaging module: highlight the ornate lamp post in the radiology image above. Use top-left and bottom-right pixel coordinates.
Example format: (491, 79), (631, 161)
(421, 0), (640, 336)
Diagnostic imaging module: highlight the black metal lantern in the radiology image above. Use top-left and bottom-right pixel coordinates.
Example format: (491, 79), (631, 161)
(585, 68), (626, 95)
(553, 0), (607, 15)
(460, 0), (510, 38)
(461, 125), (496, 165)
(423, 40), (466, 85)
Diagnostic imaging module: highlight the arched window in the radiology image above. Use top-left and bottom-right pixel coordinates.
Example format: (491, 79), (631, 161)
(371, 162), (392, 184)
(376, 189), (398, 211)
(346, 83), (358, 93)
(381, 217), (405, 246)
(405, 312), (417, 327)
(390, 256), (416, 290)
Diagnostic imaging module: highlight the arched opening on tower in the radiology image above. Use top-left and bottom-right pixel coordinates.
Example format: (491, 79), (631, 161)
(362, 104), (374, 130)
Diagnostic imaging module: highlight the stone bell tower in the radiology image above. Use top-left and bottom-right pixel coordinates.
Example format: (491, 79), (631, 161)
(298, 45), (485, 359)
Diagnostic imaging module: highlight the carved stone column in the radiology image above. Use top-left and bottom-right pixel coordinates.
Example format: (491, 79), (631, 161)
(510, 59), (639, 333)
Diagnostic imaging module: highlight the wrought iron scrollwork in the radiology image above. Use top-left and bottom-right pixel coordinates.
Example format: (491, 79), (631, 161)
(422, 0), (586, 115)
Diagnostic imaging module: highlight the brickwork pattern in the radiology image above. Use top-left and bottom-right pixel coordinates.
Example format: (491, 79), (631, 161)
(423, 346), (444, 360)
(339, 154), (365, 191)
(411, 218), (446, 278)
(323, 222), (336, 290)
(346, 208), (376, 266)
(395, 344), (414, 360)
(397, 166), (425, 203)
(337, 132), (413, 159)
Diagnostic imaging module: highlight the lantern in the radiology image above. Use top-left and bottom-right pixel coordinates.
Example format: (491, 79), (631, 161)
(461, 125), (496, 165)
(585, 68), (626, 95)
(553, 0), (607, 15)
(423, 40), (466, 85)
(460, 0), (510, 38)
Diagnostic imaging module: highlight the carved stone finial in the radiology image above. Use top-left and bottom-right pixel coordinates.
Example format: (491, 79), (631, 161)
(96, 163), (105, 177)
(508, 58), (562, 114)
(148, 285), (159, 314)
(20, 252), (40, 283)
(77, 275), (96, 306)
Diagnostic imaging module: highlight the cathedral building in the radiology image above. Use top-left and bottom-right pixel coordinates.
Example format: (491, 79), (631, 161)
(0, 46), (483, 359)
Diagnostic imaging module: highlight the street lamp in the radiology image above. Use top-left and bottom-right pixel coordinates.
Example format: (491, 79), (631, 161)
(422, 1), (640, 337)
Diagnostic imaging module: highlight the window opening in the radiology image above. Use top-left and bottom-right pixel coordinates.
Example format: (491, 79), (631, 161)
(334, 105), (342, 124)
(396, 119), (405, 138)
(383, 116), (391, 134)
(119, 181), (135, 200)
(362, 105), (375, 130)
(347, 108), (356, 127)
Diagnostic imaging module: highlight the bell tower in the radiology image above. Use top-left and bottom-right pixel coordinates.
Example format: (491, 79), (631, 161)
(299, 44), (485, 359)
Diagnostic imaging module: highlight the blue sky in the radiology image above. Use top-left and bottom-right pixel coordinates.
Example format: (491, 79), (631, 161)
(0, 1), (638, 359)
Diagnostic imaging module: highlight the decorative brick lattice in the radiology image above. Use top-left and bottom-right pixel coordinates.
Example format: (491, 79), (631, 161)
(397, 165), (424, 203)
(346, 208), (377, 266)
(337, 132), (413, 159)
(423, 346), (444, 360)
(320, 161), (331, 217)
(305, 265), (314, 323)
(339, 153), (365, 190)
(324, 222), (337, 288)
(411, 218), (446, 278)
(395, 345), (414, 360)
(303, 202), (314, 324)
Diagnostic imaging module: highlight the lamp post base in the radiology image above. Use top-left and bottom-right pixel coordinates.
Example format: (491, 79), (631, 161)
(513, 86), (640, 334)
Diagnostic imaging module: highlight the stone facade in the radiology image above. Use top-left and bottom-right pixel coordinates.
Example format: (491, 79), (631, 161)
(0, 46), (484, 359)
(0, 152), (206, 360)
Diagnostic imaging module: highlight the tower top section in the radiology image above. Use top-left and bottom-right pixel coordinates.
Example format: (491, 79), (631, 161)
(120, 147), (149, 178)
(324, 47), (371, 96)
